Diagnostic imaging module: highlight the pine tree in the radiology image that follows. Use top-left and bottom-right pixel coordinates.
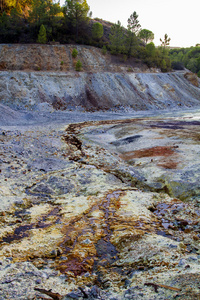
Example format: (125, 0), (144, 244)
(160, 34), (171, 48)
(63, 0), (91, 40)
(109, 21), (125, 54)
(37, 24), (47, 43)
(127, 11), (141, 35)
(75, 59), (82, 71)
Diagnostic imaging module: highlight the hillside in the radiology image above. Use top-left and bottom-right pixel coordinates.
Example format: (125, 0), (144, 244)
(0, 44), (149, 72)
(0, 44), (200, 112)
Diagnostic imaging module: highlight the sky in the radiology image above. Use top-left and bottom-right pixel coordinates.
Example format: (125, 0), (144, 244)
(86, 0), (199, 48)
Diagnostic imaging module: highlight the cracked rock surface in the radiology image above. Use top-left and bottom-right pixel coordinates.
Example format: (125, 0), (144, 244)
(0, 109), (200, 299)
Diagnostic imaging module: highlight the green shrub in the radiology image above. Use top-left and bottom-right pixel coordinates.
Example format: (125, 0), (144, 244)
(37, 24), (47, 44)
(75, 60), (82, 71)
(92, 22), (104, 40)
(101, 45), (107, 55)
(60, 61), (64, 65)
(72, 48), (78, 58)
(123, 55), (127, 62)
(171, 61), (184, 70)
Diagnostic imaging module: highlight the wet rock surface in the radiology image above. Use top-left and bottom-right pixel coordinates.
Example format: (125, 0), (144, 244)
(0, 109), (200, 299)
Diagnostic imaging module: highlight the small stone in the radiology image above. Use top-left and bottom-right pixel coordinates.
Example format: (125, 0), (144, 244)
(35, 278), (42, 284)
(50, 248), (63, 258)
(16, 218), (22, 223)
(179, 242), (186, 249)
(193, 235), (199, 241)
(185, 264), (190, 269)
(178, 259), (186, 267)
(124, 279), (131, 287)
(81, 238), (91, 245)
(65, 292), (80, 299)
(188, 256), (198, 261)
(41, 272), (48, 279)
(90, 285), (100, 297)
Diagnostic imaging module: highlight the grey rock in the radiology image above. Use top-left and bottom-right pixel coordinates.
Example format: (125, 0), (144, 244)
(178, 258), (186, 267)
(64, 292), (81, 299)
(188, 256), (198, 261)
(35, 278), (42, 284)
(90, 285), (100, 298)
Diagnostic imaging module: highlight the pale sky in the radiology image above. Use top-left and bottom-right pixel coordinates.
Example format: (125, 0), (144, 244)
(86, 0), (200, 48)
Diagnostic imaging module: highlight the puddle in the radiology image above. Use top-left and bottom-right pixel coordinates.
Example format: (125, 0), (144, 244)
(110, 135), (142, 146)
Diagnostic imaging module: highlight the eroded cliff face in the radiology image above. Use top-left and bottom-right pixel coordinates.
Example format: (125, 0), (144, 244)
(0, 44), (200, 112)
(0, 71), (200, 111)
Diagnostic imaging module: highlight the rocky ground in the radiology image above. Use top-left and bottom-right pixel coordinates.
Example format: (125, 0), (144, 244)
(0, 108), (200, 299)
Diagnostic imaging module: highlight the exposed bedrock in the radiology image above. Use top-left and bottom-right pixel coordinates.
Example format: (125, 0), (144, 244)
(0, 71), (200, 111)
(0, 44), (200, 111)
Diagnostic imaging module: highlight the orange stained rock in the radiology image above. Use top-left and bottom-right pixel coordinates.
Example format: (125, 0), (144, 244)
(121, 146), (176, 160)
(157, 159), (179, 169)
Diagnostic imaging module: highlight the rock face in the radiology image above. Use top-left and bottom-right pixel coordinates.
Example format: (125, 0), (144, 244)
(0, 71), (200, 111)
(0, 44), (200, 111)
(0, 44), (147, 72)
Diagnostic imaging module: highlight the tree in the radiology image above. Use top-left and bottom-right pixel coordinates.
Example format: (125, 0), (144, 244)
(109, 21), (125, 54)
(138, 29), (154, 44)
(63, 0), (91, 40)
(0, 0), (31, 17)
(160, 33), (171, 48)
(125, 29), (138, 58)
(92, 22), (103, 40)
(186, 58), (198, 73)
(72, 48), (78, 58)
(146, 42), (156, 57)
(75, 59), (82, 71)
(29, 0), (48, 25)
(127, 11), (141, 35)
(37, 24), (47, 43)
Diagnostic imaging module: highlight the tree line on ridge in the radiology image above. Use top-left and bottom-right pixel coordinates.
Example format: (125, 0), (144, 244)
(0, 0), (199, 75)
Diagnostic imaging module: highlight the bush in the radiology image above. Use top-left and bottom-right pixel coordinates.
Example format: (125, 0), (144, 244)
(92, 22), (104, 40)
(72, 48), (78, 58)
(171, 61), (185, 70)
(101, 45), (107, 55)
(75, 60), (82, 71)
